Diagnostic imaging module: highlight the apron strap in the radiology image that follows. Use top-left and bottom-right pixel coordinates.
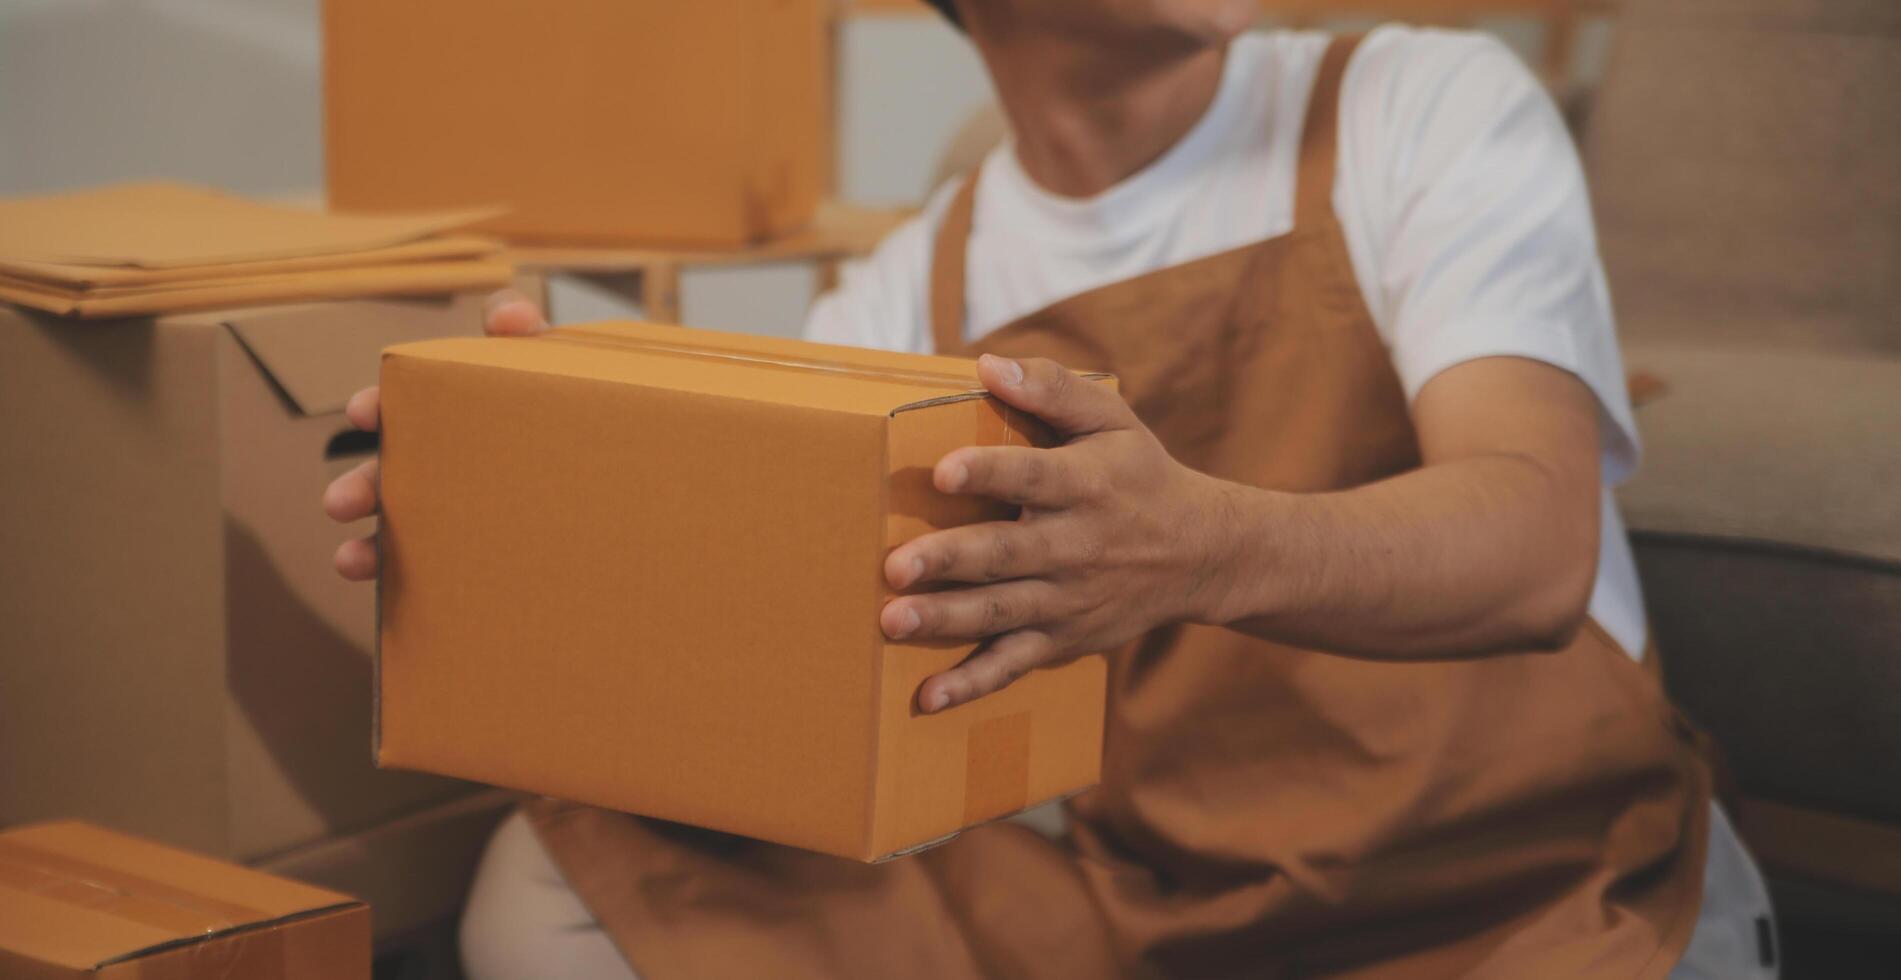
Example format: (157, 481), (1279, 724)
(1293, 33), (1365, 230)
(928, 163), (982, 355)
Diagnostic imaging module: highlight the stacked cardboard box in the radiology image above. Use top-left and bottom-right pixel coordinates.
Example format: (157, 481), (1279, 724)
(0, 182), (538, 948)
(0, 291), (527, 942)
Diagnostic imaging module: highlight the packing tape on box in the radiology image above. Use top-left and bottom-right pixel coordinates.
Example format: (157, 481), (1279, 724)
(546, 329), (983, 389)
(547, 325), (1115, 403)
(0, 839), (267, 937)
(963, 711), (1032, 825)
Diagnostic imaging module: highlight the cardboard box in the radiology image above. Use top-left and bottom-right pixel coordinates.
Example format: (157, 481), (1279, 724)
(376, 322), (1109, 861)
(325, 0), (829, 246)
(0, 820), (369, 979)
(0, 284), (541, 864)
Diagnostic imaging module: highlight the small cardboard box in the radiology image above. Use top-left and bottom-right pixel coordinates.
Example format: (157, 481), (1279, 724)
(376, 322), (1109, 861)
(324, 0), (828, 246)
(0, 820), (369, 979)
(0, 287), (540, 865)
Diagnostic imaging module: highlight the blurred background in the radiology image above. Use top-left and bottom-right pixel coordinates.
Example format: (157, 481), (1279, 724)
(1, 2), (1894, 978)
(0, 0), (1613, 334)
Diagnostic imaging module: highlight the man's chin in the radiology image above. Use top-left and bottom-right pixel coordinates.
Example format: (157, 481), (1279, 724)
(994, 0), (1252, 50)
(1143, 0), (1259, 44)
(1128, 6), (1252, 59)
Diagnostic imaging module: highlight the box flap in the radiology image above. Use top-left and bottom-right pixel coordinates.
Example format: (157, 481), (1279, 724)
(0, 181), (502, 268)
(0, 820), (360, 970)
(225, 293), (485, 416)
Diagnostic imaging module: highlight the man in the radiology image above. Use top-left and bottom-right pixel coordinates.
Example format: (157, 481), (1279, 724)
(326, 2), (1775, 977)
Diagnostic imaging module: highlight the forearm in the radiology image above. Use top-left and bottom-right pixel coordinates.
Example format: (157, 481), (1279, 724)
(881, 354), (1610, 710)
(1201, 451), (1600, 659)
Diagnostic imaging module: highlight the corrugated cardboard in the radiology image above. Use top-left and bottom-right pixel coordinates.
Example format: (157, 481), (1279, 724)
(325, 0), (828, 246)
(376, 322), (1109, 861)
(0, 820), (369, 979)
(0, 283), (545, 866)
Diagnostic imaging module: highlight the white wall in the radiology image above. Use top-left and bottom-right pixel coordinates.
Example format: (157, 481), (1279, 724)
(0, 0), (324, 197)
(837, 12), (993, 206)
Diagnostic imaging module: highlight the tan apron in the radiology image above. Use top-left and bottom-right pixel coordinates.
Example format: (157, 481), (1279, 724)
(527, 35), (1710, 979)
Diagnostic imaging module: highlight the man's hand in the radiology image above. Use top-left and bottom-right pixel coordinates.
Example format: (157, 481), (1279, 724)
(323, 289), (550, 581)
(885, 353), (1606, 714)
(883, 354), (1238, 714)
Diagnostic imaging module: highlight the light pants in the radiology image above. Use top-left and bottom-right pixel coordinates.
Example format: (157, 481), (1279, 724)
(460, 805), (1776, 980)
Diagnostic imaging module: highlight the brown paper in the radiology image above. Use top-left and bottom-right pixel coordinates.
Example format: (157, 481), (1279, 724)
(0, 181), (502, 268)
(0, 259), (515, 319)
(0, 235), (501, 289)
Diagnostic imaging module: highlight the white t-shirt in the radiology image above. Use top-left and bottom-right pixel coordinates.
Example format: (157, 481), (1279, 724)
(805, 28), (1773, 974)
(808, 26), (1650, 659)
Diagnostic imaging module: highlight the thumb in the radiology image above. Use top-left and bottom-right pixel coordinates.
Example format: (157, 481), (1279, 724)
(977, 354), (1130, 437)
(484, 288), (550, 337)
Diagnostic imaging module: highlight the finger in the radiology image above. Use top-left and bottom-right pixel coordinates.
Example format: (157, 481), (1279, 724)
(936, 444), (1094, 508)
(333, 534), (379, 581)
(886, 521), (1056, 589)
(323, 459), (380, 523)
(918, 630), (1055, 713)
(977, 354), (1132, 438)
(881, 580), (1055, 642)
(345, 386), (381, 433)
(484, 288), (550, 337)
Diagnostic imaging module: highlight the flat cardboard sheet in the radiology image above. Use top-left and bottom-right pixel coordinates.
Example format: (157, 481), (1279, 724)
(0, 259), (515, 319)
(0, 181), (502, 268)
(0, 820), (368, 978)
(0, 235), (501, 289)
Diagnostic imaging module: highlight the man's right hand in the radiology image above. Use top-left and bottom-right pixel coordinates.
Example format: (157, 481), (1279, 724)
(323, 288), (551, 581)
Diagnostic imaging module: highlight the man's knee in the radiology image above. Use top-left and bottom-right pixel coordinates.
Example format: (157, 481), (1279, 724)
(459, 811), (639, 980)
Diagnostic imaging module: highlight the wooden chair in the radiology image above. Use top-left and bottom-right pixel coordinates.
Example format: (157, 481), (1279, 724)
(1592, 0), (1901, 956)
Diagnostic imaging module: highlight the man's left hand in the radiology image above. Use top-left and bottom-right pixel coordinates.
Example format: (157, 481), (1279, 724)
(883, 354), (1238, 713)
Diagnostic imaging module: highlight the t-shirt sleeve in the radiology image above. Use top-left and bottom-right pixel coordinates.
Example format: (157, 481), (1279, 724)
(801, 180), (964, 356)
(1336, 29), (1640, 481)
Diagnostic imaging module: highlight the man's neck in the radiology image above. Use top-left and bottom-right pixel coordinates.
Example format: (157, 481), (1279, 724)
(967, 25), (1229, 199)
